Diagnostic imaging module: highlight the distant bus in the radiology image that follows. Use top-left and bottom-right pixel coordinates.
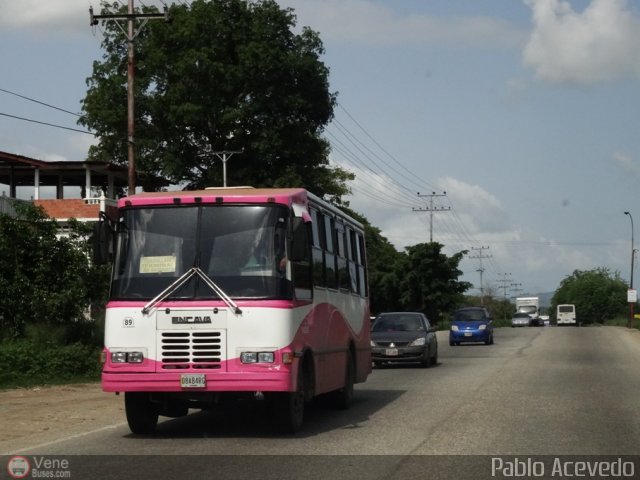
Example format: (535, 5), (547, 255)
(556, 304), (577, 326)
(94, 187), (371, 434)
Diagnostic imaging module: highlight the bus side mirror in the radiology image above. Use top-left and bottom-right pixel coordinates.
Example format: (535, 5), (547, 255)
(92, 219), (113, 265)
(290, 217), (308, 262)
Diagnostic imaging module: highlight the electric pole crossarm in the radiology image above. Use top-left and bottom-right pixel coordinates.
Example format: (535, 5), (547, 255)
(413, 191), (451, 243)
(90, 7), (169, 26)
(469, 246), (492, 304)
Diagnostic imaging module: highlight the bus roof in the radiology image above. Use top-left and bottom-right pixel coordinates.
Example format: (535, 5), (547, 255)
(119, 187), (307, 208)
(117, 187), (363, 228)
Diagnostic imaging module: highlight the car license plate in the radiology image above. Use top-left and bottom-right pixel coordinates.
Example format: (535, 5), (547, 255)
(464, 332), (473, 337)
(180, 374), (206, 388)
(385, 348), (398, 356)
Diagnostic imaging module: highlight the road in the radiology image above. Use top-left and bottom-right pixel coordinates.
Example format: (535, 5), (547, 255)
(2, 326), (640, 479)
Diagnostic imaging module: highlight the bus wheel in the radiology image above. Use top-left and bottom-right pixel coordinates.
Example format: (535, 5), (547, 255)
(330, 353), (355, 410)
(125, 392), (159, 434)
(274, 366), (305, 434)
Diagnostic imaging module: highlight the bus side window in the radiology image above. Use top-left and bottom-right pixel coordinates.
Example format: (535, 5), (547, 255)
(336, 221), (349, 291)
(346, 228), (358, 293)
(324, 215), (337, 290)
(291, 217), (312, 299)
(357, 232), (367, 297)
(311, 209), (326, 288)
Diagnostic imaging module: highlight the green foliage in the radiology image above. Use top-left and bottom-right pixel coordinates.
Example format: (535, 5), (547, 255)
(0, 340), (101, 388)
(551, 268), (627, 324)
(0, 203), (110, 340)
(81, 0), (352, 201)
(398, 243), (472, 323)
(363, 223), (405, 314)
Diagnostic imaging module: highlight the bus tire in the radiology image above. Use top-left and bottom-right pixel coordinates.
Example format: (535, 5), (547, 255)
(330, 352), (355, 410)
(274, 365), (305, 434)
(125, 392), (159, 434)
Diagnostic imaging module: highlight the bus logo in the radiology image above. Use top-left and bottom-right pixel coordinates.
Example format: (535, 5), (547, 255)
(172, 316), (212, 324)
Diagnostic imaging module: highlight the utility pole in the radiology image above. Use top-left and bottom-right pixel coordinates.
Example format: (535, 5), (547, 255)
(469, 246), (491, 304)
(212, 151), (242, 187)
(497, 273), (512, 299)
(90, 2), (169, 196)
(413, 191), (451, 243)
(510, 282), (523, 299)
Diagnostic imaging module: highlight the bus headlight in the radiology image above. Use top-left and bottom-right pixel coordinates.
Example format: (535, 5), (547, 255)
(111, 352), (128, 363)
(111, 351), (144, 364)
(127, 351), (144, 363)
(258, 352), (275, 363)
(240, 352), (275, 364)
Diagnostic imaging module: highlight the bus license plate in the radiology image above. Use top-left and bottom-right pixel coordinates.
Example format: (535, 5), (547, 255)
(385, 348), (398, 356)
(180, 374), (206, 388)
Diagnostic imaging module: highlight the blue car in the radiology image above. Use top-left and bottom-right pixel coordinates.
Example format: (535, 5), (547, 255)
(449, 307), (494, 346)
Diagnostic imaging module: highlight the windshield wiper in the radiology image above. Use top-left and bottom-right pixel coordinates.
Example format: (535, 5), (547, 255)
(193, 267), (242, 315)
(141, 267), (242, 315)
(141, 268), (197, 315)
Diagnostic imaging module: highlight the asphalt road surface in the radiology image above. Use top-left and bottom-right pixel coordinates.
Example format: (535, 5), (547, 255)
(3, 326), (640, 479)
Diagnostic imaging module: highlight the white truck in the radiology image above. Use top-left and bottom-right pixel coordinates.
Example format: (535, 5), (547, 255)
(556, 304), (577, 326)
(515, 296), (541, 326)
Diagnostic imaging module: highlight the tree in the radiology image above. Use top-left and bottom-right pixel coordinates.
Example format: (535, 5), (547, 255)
(551, 268), (627, 324)
(0, 204), (110, 341)
(363, 223), (405, 315)
(80, 0), (353, 202)
(397, 243), (472, 324)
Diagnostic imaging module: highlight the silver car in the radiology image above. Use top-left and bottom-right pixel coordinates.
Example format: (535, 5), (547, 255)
(511, 312), (531, 327)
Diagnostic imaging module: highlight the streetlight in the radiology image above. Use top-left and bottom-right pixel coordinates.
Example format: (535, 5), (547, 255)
(624, 211), (635, 327)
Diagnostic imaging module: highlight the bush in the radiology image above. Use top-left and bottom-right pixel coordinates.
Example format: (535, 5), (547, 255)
(0, 340), (102, 388)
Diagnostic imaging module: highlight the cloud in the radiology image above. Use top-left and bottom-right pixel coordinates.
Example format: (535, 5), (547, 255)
(281, 0), (526, 48)
(611, 151), (640, 176)
(523, 0), (640, 85)
(439, 176), (510, 234)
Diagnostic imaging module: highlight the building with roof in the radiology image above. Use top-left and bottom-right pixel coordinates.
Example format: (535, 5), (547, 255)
(0, 149), (131, 222)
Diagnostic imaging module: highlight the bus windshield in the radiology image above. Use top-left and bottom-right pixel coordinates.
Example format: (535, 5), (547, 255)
(111, 204), (291, 301)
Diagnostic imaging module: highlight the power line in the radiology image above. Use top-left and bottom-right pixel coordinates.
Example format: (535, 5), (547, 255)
(0, 87), (81, 117)
(0, 112), (94, 135)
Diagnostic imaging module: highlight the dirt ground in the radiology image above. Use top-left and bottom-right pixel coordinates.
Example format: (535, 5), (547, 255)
(0, 383), (125, 454)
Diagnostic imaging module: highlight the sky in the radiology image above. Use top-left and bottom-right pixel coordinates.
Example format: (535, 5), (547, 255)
(1, 0), (640, 297)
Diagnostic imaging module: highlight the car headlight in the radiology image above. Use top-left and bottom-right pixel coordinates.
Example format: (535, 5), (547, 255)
(409, 337), (426, 346)
(451, 325), (459, 332)
(370, 340), (377, 347)
(479, 324), (487, 330)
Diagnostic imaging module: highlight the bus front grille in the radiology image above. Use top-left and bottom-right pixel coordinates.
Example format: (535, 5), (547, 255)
(159, 331), (224, 370)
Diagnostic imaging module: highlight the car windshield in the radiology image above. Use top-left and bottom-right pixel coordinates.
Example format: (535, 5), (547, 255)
(453, 309), (486, 321)
(513, 313), (530, 319)
(372, 314), (424, 332)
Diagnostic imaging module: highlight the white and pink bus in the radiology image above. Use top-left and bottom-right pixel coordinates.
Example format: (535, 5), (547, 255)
(94, 187), (371, 433)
